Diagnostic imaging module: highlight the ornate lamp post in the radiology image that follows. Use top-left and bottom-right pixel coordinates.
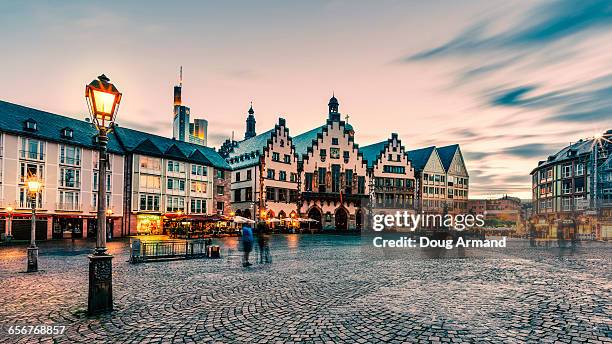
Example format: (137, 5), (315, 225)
(85, 74), (122, 315)
(25, 174), (42, 272)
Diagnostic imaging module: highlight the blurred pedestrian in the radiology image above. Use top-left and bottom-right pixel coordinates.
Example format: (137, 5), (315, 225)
(256, 222), (271, 264)
(242, 224), (254, 267)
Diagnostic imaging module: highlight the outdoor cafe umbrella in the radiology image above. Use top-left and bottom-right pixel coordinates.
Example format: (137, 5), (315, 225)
(233, 216), (256, 224)
(297, 217), (319, 230)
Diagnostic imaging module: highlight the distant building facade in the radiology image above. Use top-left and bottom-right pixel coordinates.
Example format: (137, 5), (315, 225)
(530, 130), (612, 240)
(224, 115), (299, 221)
(0, 101), (125, 241)
(293, 96), (368, 230)
(360, 133), (416, 225)
(172, 69), (208, 146)
(0, 100), (230, 241)
(468, 196), (522, 231)
(408, 145), (469, 215)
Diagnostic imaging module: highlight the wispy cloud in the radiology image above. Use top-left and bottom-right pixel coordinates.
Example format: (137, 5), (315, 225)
(406, 0), (612, 61)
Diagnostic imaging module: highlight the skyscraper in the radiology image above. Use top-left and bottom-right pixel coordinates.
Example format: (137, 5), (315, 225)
(171, 67), (208, 146)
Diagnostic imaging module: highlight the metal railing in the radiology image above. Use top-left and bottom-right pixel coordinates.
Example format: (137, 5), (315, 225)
(130, 239), (215, 263)
(19, 150), (45, 161)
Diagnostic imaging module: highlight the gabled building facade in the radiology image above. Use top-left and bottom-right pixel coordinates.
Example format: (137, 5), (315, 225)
(437, 144), (469, 213)
(113, 127), (231, 236)
(293, 96), (368, 230)
(225, 117), (299, 221)
(360, 133), (416, 221)
(407, 144), (469, 215)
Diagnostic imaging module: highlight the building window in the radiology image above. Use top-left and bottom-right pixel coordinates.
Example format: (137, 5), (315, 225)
(138, 194), (160, 211)
(332, 165), (340, 192)
(318, 168), (327, 192)
(19, 187), (42, 208)
(61, 127), (73, 139)
(167, 160), (184, 173)
(20, 162), (44, 183)
(320, 149), (326, 159)
(563, 164), (572, 178)
(266, 187), (276, 201)
(234, 189), (242, 202)
(290, 172), (297, 183)
(575, 163), (584, 176)
(272, 152), (280, 162)
(191, 199), (206, 214)
(305, 173), (313, 192)
(139, 174), (161, 190)
(330, 148), (340, 159)
(58, 191), (80, 210)
(166, 197), (185, 212)
(60, 145), (81, 165)
(190, 180), (207, 193)
(332, 138), (339, 145)
(267, 169), (276, 180)
(60, 168), (80, 188)
(235, 171), (241, 182)
(216, 186), (224, 195)
(278, 188), (288, 202)
(20, 138), (45, 160)
(25, 119), (37, 131)
(245, 187), (253, 201)
(140, 156), (161, 171)
(279, 171), (287, 181)
(357, 176), (366, 194)
(246, 169), (252, 180)
(191, 164), (207, 176)
(284, 154), (291, 163)
(92, 193), (111, 209)
(383, 165), (405, 174)
(216, 170), (224, 179)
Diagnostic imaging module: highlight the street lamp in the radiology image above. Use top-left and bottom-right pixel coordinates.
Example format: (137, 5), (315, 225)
(85, 74), (121, 315)
(25, 174), (42, 272)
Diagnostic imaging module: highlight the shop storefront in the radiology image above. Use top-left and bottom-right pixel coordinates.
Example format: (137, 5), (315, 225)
(136, 214), (163, 235)
(52, 216), (84, 239)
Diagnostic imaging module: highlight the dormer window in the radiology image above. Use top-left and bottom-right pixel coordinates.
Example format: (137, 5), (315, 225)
(61, 127), (74, 139)
(24, 119), (37, 131)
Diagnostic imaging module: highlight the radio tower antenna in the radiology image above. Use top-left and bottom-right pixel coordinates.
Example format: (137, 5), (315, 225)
(179, 66), (183, 87)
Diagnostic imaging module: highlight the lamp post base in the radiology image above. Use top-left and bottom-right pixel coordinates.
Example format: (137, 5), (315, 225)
(87, 254), (113, 315)
(26, 246), (38, 272)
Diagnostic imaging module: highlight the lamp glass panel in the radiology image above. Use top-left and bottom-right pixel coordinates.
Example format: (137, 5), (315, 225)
(92, 89), (116, 115)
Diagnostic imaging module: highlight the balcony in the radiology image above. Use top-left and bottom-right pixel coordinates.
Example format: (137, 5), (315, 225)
(56, 203), (81, 211)
(19, 150), (45, 161)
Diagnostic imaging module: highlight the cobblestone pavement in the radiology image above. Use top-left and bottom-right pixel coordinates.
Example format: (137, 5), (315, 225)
(0, 235), (610, 343)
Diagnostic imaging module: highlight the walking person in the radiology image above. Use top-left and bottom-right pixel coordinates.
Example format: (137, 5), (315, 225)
(241, 224), (254, 267)
(256, 222), (271, 264)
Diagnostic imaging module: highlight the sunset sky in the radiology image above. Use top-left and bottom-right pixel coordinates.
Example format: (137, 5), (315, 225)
(1, 0), (611, 199)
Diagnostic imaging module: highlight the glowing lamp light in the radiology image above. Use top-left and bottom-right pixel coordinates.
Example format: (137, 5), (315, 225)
(230, 211), (235, 217)
(106, 209), (113, 216)
(85, 74), (122, 129)
(6, 206), (13, 214)
(26, 175), (43, 194)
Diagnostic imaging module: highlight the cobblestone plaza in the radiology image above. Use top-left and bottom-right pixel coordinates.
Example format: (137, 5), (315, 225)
(0, 236), (610, 343)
